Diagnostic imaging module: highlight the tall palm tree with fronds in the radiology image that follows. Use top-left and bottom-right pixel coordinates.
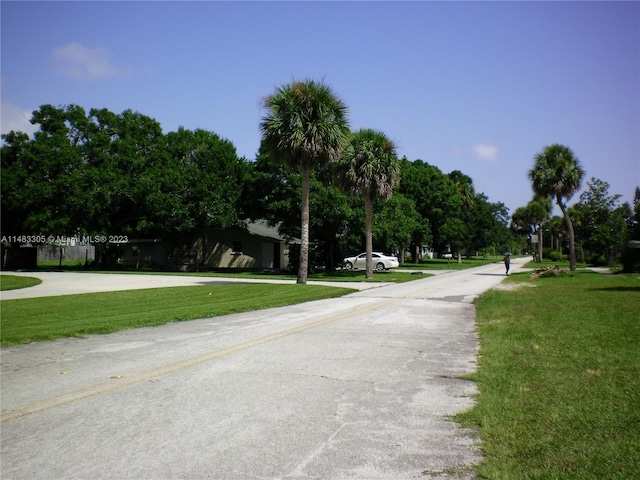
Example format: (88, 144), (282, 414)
(335, 128), (400, 279)
(260, 79), (350, 284)
(529, 144), (585, 271)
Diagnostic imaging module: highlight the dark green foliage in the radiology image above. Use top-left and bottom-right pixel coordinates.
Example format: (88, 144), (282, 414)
(572, 178), (634, 267)
(1, 105), (248, 251)
(399, 158), (510, 261)
(621, 187), (640, 273)
(3, 102), (520, 274)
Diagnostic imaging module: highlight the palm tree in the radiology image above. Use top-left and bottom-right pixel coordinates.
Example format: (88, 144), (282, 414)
(529, 144), (585, 271)
(260, 80), (350, 284)
(335, 128), (400, 279)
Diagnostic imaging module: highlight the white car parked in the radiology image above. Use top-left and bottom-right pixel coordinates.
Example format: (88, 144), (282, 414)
(342, 252), (399, 271)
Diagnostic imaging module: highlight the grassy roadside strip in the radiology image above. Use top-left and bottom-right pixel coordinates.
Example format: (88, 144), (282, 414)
(457, 270), (640, 479)
(0, 275), (42, 291)
(34, 254), (499, 275)
(19, 268), (430, 283)
(0, 284), (354, 346)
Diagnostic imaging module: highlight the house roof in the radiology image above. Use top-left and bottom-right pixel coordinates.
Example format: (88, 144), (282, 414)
(241, 219), (299, 244)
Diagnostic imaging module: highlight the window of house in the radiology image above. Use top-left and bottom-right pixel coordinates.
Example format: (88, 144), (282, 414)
(232, 241), (242, 255)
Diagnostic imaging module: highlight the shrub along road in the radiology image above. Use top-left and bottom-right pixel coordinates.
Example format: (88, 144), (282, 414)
(0, 258), (527, 479)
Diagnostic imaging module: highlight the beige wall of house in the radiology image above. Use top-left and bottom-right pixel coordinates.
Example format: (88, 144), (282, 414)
(117, 223), (290, 272)
(197, 227), (288, 270)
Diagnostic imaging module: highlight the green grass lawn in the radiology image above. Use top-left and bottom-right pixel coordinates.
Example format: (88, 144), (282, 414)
(37, 259), (86, 268)
(524, 258), (589, 270)
(0, 274), (42, 291)
(0, 283), (354, 346)
(457, 270), (640, 479)
(33, 255), (499, 276)
(401, 256), (501, 270)
(30, 262), (430, 283)
(193, 269), (428, 282)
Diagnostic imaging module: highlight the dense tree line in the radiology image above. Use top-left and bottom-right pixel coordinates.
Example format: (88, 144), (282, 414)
(12, 101), (638, 273)
(2, 105), (247, 242)
(2, 103), (512, 272)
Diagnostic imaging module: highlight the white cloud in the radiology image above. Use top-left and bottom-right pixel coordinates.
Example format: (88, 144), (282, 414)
(0, 101), (38, 137)
(471, 142), (499, 163)
(52, 42), (132, 80)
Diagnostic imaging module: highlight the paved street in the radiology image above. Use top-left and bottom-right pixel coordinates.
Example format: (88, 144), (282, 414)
(1, 258), (526, 479)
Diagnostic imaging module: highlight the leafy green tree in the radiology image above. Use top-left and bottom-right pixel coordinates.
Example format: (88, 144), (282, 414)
(164, 128), (248, 268)
(486, 200), (513, 255)
(399, 158), (458, 260)
(1, 105), (88, 237)
(511, 196), (551, 259)
(467, 195), (511, 258)
(241, 152), (357, 272)
(2, 105), (248, 270)
(372, 193), (422, 264)
(449, 170), (475, 262)
(312, 166), (358, 270)
(530, 196), (552, 261)
(260, 79), (350, 283)
(240, 152), (298, 227)
(621, 187), (640, 272)
(511, 206), (533, 253)
(439, 217), (466, 259)
(334, 129), (400, 278)
(571, 178), (629, 265)
(1, 131), (35, 240)
(529, 144), (585, 271)
(164, 128), (246, 231)
(85, 108), (168, 238)
(546, 215), (567, 257)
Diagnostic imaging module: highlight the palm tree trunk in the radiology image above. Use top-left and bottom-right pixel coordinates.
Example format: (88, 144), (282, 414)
(298, 166), (310, 284)
(538, 225), (543, 262)
(364, 194), (374, 279)
(557, 194), (577, 271)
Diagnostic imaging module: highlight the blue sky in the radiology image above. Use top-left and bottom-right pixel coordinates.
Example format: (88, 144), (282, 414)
(2, 1), (639, 216)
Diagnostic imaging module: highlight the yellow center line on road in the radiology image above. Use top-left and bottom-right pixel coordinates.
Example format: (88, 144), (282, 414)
(1, 296), (400, 424)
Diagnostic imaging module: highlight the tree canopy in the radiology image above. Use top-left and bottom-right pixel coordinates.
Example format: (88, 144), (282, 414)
(1, 105), (248, 265)
(11, 102), (635, 275)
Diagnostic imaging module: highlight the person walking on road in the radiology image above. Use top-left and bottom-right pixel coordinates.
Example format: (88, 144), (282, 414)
(503, 253), (511, 275)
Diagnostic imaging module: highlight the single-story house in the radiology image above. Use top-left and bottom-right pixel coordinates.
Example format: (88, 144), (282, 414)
(117, 220), (296, 272)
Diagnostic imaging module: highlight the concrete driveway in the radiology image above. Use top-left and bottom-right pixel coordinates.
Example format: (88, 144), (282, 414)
(1, 258), (526, 479)
(0, 271), (392, 300)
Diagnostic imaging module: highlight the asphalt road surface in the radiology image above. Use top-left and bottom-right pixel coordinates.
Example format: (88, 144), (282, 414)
(1, 258), (526, 479)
